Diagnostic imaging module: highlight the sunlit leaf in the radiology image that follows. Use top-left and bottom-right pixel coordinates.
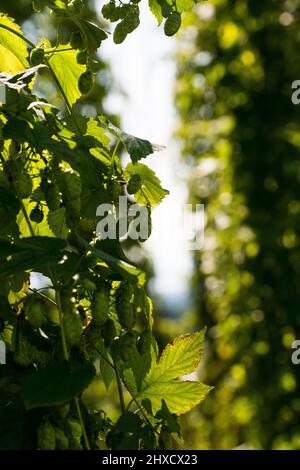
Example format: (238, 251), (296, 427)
(48, 43), (86, 107)
(124, 162), (169, 207)
(148, 0), (163, 26)
(0, 14), (29, 74)
(137, 330), (212, 415)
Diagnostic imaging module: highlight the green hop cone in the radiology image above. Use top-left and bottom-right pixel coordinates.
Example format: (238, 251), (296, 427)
(92, 290), (109, 327)
(55, 428), (69, 450)
(110, 338), (122, 362)
(78, 70), (95, 95)
(115, 283), (135, 329)
(63, 311), (82, 347)
(82, 278), (96, 292)
(164, 12), (181, 37)
(113, 22), (127, 44)
(30, 47), (45, 66)
(120, 331), (137, 362)
(38, 420), (56, 450)
(116, 297), (134, 329)
(30, 205), (44, 223)
(119, 5), (128, 19)
(127, 174), (142, 194)
(101, 319), (116, 348)
(137, 328), (151, 355)
(109, 180), (122, 202)
(70, 31), (84, 50)
(14, 336), (34, 367)
(76, 49), (88, 65)
(102, 1), (120, 22)
(26, 300), (45, 328)
(123, 13), (140, 34)
(56, 403), (70, 420)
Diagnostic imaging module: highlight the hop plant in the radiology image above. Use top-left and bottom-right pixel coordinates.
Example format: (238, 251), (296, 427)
(63, 310), (82, 347)
(30, 205), (44, 223)
(101, 319), (116, 348)
(127, 174), (142, 194)
(70, 31), (84, 49)
(25, 298), (46, 328)
(55, 428), (69, 450)
(115, 282), (135, 329)
(37, 420), (56, 450)
(119, 331), (137, 362)
(137, 328), (151, 355)
(30, 47), (45, 66)
(164, 12), (181, 37)
(92, 290), (109, 327)
(78, 71), (94, 95)
(67, 0), (83, 16)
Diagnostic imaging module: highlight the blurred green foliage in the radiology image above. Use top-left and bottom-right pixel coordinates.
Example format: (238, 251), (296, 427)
(176, 0), (300, 449)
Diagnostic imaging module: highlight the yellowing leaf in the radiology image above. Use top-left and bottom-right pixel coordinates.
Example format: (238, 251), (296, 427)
(0, 14), (29, 74)
(48, 44), (86, 108)
(137, 330), (212, 415)
(148, 329), (206, 381)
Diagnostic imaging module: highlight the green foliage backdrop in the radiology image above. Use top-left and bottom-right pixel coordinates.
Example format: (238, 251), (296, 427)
(176, 0), (300, 450)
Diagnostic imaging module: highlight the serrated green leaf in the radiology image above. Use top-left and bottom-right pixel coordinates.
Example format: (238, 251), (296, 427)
(0, 14), (29, 74)
(0, 236), (66, 275)
(86, 118), (111, 149)
(150, 329), (206, 380)
(47, 207), (69, 239)
(21, 360), (95, 410)
(48, 43), (86, 107)
(98, 118), (165, 163)
(148, 0), (163, 25)
(124, 162), (169, 207)
(137, 330), (212, 415)
(79, 20), (107, 52)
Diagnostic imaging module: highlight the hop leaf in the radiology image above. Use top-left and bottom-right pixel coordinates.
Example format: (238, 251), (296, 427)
(98, 118), (165, 163)
(0, 14), (29, 74)
(136, 329), (213, 415)
(124, 162), (169, 207)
